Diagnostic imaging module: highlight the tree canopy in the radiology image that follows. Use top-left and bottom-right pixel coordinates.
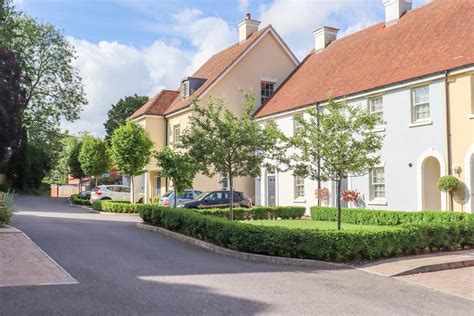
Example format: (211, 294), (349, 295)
(104, 94), (149, 139)
(79, 135), (109, 186)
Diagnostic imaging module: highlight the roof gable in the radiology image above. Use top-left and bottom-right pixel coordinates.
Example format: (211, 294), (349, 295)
(130, 90), (179, 120)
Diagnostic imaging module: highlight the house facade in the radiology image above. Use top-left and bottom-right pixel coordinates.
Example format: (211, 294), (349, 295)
(129, 14), (298, 203)
(254, 0), (474, 212)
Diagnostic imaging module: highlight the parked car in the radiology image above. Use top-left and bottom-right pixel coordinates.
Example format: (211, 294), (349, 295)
(90, 185), (144, 203)
(177, 190), (252, 209)
(78, 190), (91, 199)
(159, 189), (202, 208)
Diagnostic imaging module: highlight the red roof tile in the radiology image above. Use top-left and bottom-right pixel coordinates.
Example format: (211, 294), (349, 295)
(255, 0), (474, 118)
(130, 90), (179, 119)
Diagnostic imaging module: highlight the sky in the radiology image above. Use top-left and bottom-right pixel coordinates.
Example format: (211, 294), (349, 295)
(13, 0), (430, 136)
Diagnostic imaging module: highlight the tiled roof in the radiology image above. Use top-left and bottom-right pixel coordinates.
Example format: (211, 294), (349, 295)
(130, 90), (179, 119)
(254, 0), (474, 118)
(164, 25), (271, 115)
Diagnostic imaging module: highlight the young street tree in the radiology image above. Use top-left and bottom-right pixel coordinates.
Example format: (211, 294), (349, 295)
(109, 122), (153, 203)
(180, 94), (284, 220)
(292, 98), (384, 230)
(104, 94), (149, 139)
(155, 146), (197, 207)
(78, 135), (109, 187)
(67, 138), (85, 190)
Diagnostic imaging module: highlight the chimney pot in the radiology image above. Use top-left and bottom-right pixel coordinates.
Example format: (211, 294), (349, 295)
(383, 0), (412, 26)
(245, 13), (251, 20)
(237, 13), (261, 43)
(312, 26), (339, 53)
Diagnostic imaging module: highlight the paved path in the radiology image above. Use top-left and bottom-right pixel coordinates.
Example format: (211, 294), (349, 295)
(1, 195), (473, 315)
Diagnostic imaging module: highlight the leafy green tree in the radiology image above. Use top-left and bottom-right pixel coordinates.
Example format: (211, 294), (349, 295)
(79, 135), (109, 187)
(292, 98), (383, 230)
(104, 94), (149, 139)
(155, 146), (197, 207)
(180, 94), (284, 220)
(109, 122), (153, 203)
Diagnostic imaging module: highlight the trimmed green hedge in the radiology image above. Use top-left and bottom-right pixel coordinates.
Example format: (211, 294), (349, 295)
(91, 200), (138, 213)
(311, 206), (474, 226)
(139, 205), (474, 262)
(198, 206), (305, 220)
(70, 194), (90, 206)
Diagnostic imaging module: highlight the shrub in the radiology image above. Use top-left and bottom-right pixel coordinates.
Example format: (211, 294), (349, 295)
(138, 205), (473, 262)
(92, 200), (138, 213)
(197, 206), (306, 220)
(438, 175), (461, 193)
(70, 194), (90, 206)
(150, 196), (161, 204)
(310, 206), (474, 226)
(0, 191), (13, 226)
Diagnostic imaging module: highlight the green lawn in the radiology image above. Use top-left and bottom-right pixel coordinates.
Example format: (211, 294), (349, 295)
(241, 219), (397, 231)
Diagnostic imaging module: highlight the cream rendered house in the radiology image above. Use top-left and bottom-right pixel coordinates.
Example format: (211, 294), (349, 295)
(129, 14), (298, 203)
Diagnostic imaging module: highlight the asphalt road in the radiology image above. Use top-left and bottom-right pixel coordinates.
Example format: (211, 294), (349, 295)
(1, 195), (473, 315)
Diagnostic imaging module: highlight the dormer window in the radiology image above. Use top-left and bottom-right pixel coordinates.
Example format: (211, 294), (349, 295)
(261, 81), (276, 104)
(181, 80), (190, 99)
(181, 77), (206, 100)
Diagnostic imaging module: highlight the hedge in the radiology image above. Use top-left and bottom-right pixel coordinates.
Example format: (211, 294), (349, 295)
(197, 206), (306, 220)
(311, 206), (474, 226)
(138, 205), (474, 262)
(0, 191), (13, 226)
(70, 194), (90, 206)
(91, 200), (138, 213)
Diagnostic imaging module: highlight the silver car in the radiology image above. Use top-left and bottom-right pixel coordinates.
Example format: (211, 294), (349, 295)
(90, 185), (144, 203)
(159, 189), (202, 208)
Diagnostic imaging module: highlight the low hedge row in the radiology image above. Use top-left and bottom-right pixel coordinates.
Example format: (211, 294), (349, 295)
(197, 206), (305, 220)
(310, 206), (474, 226)
(139, 205), (474, 262)
(91, 200), (138, 213)
(70, 194), (90, 206)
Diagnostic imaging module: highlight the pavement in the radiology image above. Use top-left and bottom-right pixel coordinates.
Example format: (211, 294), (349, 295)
(0, 195), (473, 315)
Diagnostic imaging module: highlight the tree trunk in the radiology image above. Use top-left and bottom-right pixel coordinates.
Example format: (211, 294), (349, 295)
(336, 178), (342, 230)
(130, 176), (134, 204)
(229, 170), (234, 221)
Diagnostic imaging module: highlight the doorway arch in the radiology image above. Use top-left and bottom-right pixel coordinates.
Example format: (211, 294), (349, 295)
(464, 145), (474, 213)
(417, 150), (446, 211)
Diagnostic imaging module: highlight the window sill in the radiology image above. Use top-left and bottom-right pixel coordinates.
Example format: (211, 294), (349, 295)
(368, 199), (387, 206)
(468, 114), (474, 120)
(409, 120), (432, 128)
(371, 125), (385, 133)
(293, 198), (306, 203)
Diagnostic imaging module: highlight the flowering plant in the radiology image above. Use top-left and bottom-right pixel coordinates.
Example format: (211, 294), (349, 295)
(341, 190), (360, 203)
(315, 187), (330, 205)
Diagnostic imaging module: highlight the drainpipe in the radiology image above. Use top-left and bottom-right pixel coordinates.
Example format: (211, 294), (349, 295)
(444, 70), (453, 211)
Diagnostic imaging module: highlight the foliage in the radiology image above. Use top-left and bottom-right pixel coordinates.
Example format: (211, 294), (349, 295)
(155, 146), (197, 207)
(139, 205), (473, 262)
(341, 190), (360, 203)
(437, 175), (460, 193)
(150, 196), (161, 204)
(310, 206), (474, 226)
(97, 176), (115, 185)
(104, 94), (149, 139)
(79, 135), (109, 185)
(70, 194), (90, 206)
(109, 121), (153, 203)
(197, 206), (305, 220)
(0, 191), (13, 225)
(243, 220), (397, 232)
(291, 98), (384, 230)
(46, 135), (83, 185)
(91, 200), (138, 213)
(315, 188), (330, 206)
(67, 137), (85, 180)
(0, 46), (25, 171)
(180, 94), (285, 219)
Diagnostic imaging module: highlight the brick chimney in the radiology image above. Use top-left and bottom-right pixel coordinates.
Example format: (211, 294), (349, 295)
(383, 0), (412, 26)
(312, 26), (339, 53)
(237, 13), (261, 44)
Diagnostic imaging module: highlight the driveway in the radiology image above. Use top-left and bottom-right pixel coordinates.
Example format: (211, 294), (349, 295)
(1, 195), (473, 315)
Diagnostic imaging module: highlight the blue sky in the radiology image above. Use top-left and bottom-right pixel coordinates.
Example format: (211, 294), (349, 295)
(14, 0), (430, 135)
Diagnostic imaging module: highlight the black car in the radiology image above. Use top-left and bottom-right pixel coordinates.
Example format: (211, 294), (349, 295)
(177, 190), (252, 209)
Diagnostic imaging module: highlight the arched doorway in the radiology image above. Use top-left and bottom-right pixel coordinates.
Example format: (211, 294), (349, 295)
(465, 146), (474, 213)
(421, 156), (441, 210)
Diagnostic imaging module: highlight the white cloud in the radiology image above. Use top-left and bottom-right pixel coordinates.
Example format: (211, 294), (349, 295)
(239, 0), (250, 12)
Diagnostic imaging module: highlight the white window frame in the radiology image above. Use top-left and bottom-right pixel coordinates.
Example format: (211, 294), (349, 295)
(411, 85), (430, 123)
(368, 95), (383, 126)
(293, 114), (303, 134)
(294, 176), (305, 199)
(181, 81), (190, 99)
(369, 167), (386, 202)
(172, 124), (181, 145)
(261, 81), (276, 105)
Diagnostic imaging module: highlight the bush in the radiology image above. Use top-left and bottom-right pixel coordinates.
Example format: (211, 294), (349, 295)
(0, 191), (14, 226)
(139, 205), (473, 262)
(70, 194), (90, 206)
(91, 200), (138, 213)
(310, 206), (474, 226)
(438, 175), (461, 193)
(197, 206), (305, 220)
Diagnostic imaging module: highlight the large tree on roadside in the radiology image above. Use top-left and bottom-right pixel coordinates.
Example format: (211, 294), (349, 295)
(291, 98), (383, 230)
(109, 122), (153, 203)
(179, 94), (285, 220)
(79, 135), (108, 187)
(155, 146), (197, 207)
(104, 94), (149, 139)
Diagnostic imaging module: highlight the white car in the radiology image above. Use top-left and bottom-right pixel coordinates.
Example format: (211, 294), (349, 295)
(90, 185), (144, 203)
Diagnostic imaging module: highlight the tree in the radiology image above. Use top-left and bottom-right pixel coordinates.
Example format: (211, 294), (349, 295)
(292, 98), (384, 230)
(79, 135), (108, 187)
(180, 94), (284, 220)
(109, 122), (153, 203)
(104, 94), (149, 139)
(155, 146), (197, 207)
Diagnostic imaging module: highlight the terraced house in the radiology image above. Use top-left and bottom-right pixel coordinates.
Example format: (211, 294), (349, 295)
(254, 0), (474, 212)
(129, 14), (298, 203)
